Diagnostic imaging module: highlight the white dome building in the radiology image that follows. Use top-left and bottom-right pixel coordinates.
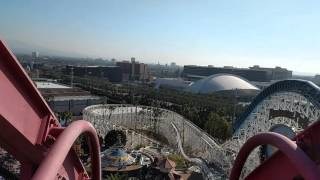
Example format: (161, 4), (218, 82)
(185, 74), (259, 94)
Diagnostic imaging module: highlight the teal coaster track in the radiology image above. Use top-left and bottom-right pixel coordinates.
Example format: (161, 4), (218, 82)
(234, 80), (320, 131)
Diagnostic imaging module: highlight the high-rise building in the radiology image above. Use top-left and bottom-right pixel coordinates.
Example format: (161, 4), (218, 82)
(32, 51), (39, 59)
(116, 59), (151, 82)
(131, 57), (136, 80)
(170, 62), (177, 67)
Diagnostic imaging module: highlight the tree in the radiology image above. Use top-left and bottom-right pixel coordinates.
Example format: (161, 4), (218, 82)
(167, 154), (186, 169)
(105, 173), (128, 180)
(58, 111), (72, 126)
(104, 130), (127, 148)
(204, 112), (231, 140)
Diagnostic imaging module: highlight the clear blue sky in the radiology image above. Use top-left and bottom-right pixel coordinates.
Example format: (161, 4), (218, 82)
(0, 0), (319, 74)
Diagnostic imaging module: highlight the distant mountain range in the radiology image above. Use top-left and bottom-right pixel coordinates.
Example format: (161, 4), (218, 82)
(3, 39), (318, 77)
(5, 39), (85, 58)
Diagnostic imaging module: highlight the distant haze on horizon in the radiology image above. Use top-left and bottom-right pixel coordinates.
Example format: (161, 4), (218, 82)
(1, 1), (320, 75)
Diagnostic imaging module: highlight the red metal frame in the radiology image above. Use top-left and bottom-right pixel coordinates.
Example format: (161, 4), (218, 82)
(0, 39), (101, 179)
(231, 119), (320, 179)
(230, 132), (320, 180)
(32, 120), (101, 180)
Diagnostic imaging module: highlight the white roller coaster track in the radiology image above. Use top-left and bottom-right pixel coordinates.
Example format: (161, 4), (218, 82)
(83, 80), (320, 179)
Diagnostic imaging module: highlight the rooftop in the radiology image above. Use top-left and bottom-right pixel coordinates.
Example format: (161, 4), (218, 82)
(34, 81), (93, 97)
(52, 95), (100, 101)
(35, 81), (71, 89)
(185, 74), (259, 94)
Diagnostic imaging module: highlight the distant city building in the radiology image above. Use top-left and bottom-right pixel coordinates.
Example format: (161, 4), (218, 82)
(249, 65), (292, 81)
(65, 59), (151, 82)
(149, 63), (182, 78)
(116, 58), (151, 82)
(182, 65), (292, 82)
(154, 78), (190, 90)
(31, 51), (39, 59)
(111, 58), (117, 65)
(170, 62), (177, 67)
(65, 65), (123, 82)
(131, 57), (136, 80)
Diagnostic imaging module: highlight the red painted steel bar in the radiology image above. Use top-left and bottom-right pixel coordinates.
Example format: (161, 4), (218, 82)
(230, 132), (320, 180)
(0, 39), (100, 179)
(32, 120), (101, 180)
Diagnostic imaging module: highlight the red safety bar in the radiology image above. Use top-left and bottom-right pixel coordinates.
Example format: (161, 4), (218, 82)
(230, 132), (320, 180)
(0, 39), (101, 179)
(231, 118), (320, 180)
(32, 120), (101, 180)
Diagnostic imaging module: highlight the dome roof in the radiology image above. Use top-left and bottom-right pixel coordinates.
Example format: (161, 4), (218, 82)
(109, 149), (128, 157)
(101, 148), (135, 167)
(185, 74), (259, 94)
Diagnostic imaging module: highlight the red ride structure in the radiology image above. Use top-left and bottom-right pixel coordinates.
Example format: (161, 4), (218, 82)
(0, 39), (320, 179)
(0, 40), (101, 180)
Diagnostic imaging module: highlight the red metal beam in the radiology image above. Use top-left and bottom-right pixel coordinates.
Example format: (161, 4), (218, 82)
(0, 40), (58, 146)
(230, 132), (320, 180)
(32, 120), (101, 180)
(0, 39), (101, 179)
